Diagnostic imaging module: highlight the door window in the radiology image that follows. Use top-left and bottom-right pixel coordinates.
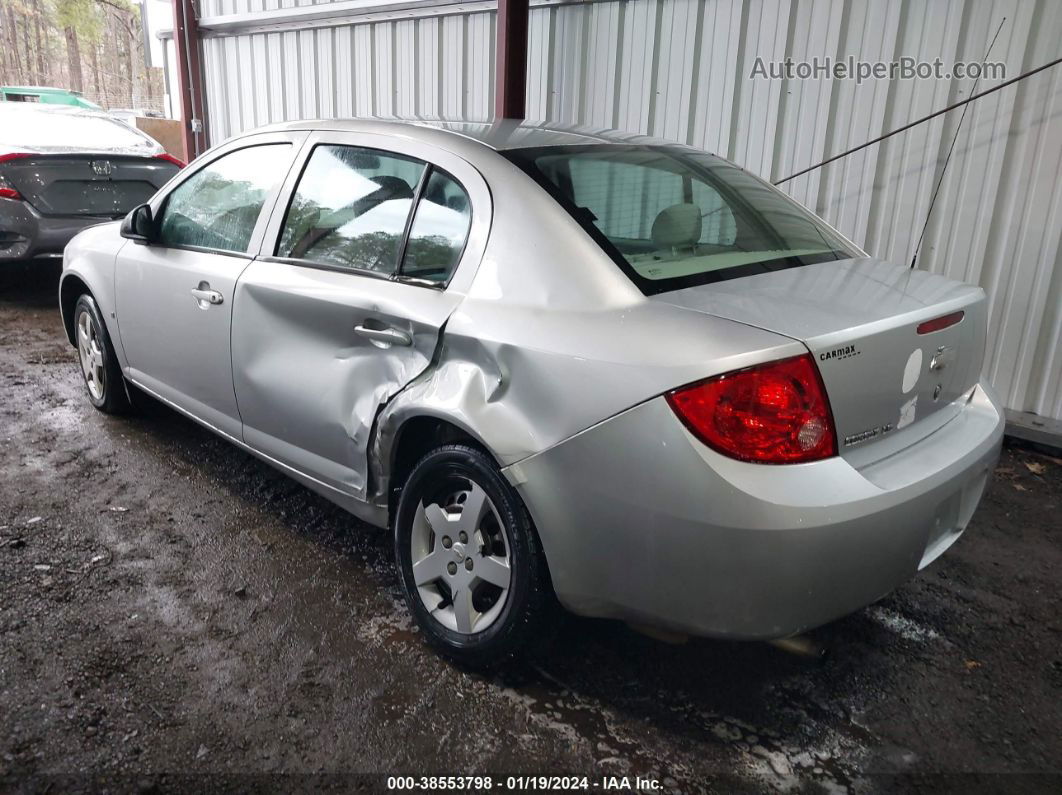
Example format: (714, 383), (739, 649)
(399, 170), (471, 284)
(157, 143), (291, 254)
(277, 145), (426, 275)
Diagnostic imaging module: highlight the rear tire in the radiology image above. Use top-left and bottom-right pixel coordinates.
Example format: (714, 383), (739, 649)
(394, 444), (552, 668)
(73, 294), (130, 415)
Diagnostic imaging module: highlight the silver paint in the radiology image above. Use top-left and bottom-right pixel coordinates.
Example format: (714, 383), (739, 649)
(59, 119), (1005, 640)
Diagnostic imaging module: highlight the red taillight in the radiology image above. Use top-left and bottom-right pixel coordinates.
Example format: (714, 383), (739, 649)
(0, 153), (29, 200)
(154, 153), (185, 168)
(666, 354), (837, 464)
(0, 177), (21, 201)
(917, 310), (964, 335)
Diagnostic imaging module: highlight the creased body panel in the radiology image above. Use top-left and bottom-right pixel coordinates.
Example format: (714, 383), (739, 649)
(370, 300), (806, 501)
(509, 384), (1003, 639)
(370, 145), (812, 505)
(232, 259), (461, 499)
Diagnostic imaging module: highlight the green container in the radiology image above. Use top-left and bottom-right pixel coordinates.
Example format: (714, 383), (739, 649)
(0, 86), (102, 109)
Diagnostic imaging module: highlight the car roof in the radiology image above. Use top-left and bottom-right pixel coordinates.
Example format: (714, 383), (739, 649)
(251, 116), (683, 152)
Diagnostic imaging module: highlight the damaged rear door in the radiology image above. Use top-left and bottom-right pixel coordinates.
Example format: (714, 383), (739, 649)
(231, 131), (490, 500)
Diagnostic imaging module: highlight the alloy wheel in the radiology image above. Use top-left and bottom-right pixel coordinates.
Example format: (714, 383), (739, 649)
(409, 479), (512, 634)
(77, 310), (106, 401)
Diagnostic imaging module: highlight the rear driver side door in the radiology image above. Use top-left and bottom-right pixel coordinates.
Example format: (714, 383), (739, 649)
(114, 135), (300, 438)
(231, 132), (490, 501)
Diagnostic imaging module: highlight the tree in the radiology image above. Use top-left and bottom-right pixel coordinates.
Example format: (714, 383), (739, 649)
(0, 0), (163, 111)
(95, 0), (138, 106)
(55, 0), (99, 93)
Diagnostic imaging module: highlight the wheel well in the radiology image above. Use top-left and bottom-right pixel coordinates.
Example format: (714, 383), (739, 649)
(59, 275), (91, 346)
(388, 417), (486, 514)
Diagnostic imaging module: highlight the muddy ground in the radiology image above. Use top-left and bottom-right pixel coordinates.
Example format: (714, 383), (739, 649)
(0, 262), (1059, 794)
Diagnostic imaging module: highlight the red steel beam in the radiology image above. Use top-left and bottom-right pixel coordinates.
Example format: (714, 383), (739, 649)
(172, 0), (208, 162)
(494, 0), (529, 120)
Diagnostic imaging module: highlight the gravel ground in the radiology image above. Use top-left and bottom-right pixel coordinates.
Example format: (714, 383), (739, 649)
(1, 262), (1060, 794)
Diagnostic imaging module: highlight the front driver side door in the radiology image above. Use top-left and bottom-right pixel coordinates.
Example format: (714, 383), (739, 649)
(114, 137), (299, 438)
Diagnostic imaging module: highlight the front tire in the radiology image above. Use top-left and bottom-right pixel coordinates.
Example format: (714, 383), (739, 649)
(394, 444), (552, 668)
(73, 294), (130, 415)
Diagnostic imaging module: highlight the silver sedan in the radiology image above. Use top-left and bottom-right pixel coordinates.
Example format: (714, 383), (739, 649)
(59, 119), (1004, 666)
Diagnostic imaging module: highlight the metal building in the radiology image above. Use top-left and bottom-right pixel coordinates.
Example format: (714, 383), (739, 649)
(161, 0), (1062, 425)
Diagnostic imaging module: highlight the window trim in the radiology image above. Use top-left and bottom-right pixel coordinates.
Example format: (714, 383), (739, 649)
(256, 254), (399, 282)
(392, 164), (432, 277)
(150, 139), (297, 258)
(503, 143), (856, 296)
(271, 142), (473, 291)
(395, 165), (474, 289)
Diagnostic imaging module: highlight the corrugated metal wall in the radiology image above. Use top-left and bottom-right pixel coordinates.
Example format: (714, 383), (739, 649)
(189, 0), (1062, 421)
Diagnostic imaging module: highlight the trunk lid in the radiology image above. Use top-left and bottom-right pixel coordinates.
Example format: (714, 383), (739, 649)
(0, 155), (178, 218)
(653, 258), (987, 463)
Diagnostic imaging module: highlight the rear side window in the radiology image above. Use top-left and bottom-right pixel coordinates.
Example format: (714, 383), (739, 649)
(277, 145), (425, 275)
(399, 170), (471, 284)
(158, 144), (291, 253)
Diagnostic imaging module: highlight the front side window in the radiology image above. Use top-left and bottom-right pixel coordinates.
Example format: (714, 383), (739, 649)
(157, 144), (291, 253)
(277, 145), (425, 275)
(399, 170), (471, 284)
(505, 145), (857, 294)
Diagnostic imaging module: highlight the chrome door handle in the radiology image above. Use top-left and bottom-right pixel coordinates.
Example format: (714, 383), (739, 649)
(354, 324), (412, 347)
(190, 285), (224, 307)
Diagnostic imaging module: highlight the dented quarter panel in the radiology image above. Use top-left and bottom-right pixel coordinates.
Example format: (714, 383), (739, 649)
(372, 300), (805, 494)
(368, 141), (805, 505)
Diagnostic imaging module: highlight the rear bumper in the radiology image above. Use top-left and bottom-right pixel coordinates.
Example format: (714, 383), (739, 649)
(0, 200), (108, 261)
(508, 382), (1004, 640)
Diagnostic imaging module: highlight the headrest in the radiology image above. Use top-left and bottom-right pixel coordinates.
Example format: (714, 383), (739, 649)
(424, 179), (448, 206)
(369, 175), (413, 199)
(651, 203), (702, 249)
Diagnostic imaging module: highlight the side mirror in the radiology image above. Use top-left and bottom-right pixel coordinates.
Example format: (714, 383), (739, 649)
(120, 203), (156, 243)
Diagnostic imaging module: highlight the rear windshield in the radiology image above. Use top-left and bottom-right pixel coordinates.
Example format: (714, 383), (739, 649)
(0, 106), (157, 153)
(504, 145), (858, 295)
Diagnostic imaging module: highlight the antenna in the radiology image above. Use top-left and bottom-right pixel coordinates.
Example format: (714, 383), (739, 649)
(910, 17), (1006, 270)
